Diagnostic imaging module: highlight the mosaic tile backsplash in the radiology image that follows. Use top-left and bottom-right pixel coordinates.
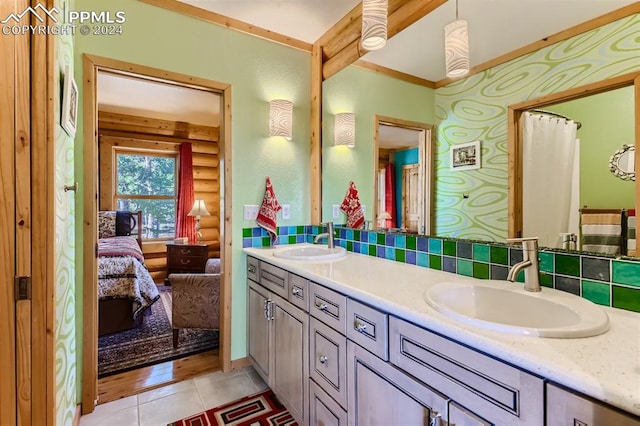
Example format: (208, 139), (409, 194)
(243, 225), (640, 314)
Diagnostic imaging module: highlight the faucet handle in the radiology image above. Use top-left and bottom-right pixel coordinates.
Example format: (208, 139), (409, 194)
(506, 237), (539, 250)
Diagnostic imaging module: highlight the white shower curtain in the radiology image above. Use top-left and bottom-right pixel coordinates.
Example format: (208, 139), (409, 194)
(522, 112), (579, 248)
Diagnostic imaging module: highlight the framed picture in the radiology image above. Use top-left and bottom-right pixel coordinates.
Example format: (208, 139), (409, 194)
(61, 64), (78, 137)
(450, 140), (481, 171)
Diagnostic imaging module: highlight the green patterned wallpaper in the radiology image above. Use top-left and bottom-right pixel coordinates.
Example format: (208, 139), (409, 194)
(434, 14), (640, 241)
(55, 0), (77, 423)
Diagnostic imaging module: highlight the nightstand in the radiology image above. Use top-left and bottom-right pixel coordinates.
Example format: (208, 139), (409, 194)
(165, 243), (209, 284)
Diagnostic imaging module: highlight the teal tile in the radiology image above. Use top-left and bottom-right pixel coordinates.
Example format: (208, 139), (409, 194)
(443, 241), (457, 257)
(473, 262), (490, 279)
(429, 239), (442, 254)
(612, 261), (640, 287)
(429, 255), (442, 270)
(457, 259), (473, 277)
(406, 235), (417, 250)
(538, 252), (554, 273)
(490, 246), (508, 265)
(417, 252), (429, 267)
(396, 249), (406, 263)
(376, 233), (386, 245)
(612, 286), (640, 313)
(242, 228), (252, 238)
(540, 273), (553, 288)
(346, 229), (354, 240)
(582, 280), (611, 306)
(555, 254), (580, 277)
(472, 244), (490, 262)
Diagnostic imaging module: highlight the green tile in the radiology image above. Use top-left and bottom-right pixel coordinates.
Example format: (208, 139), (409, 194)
(612, 261), (640, 287)
(242, 228), (252, 238)
(472, 244), (490, 262)
(473, 262), (490, 279)
(296, 225), (304, 234)
(354, 230), (361, 241)
(347, 241), (353, 252)
(261, 237), (271, 247)
(396, 249), (406, 263)
(288, 235), (296, 244)
(555, 254), (580, 277)
(429, 254), (442, 270)
(376, 232), (386, 245)
(443, 241), (457, 257)
(406, 235), (417, 250)
(538, 252), (554, 273)
(490, 246), (508, 265)
(457, 259), (473, 276)
(582, 280), (610, 306)
(612, 286), (640, 313)
(540, 273), (553, 288)
(368, 245), (376, 256)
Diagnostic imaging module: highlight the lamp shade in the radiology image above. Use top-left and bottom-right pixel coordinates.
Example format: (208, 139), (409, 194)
(444, 19), (470, 78)
(335, 113), (355, 148)
(188, 199), (210, 217)
(361, 0), (387, 51)
(269, 99), (293, 140)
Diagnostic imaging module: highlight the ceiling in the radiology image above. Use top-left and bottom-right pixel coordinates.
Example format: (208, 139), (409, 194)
(178, 0), (636, 82)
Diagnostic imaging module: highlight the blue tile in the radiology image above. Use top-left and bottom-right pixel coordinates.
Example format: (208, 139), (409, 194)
(417, 236), (429, 252)
(354, 242), (361, 253)
(443, 256), (456, 273)
(386, 234), (395, 247)
(395, 235), (406, 249)
(360, 231), (369, 242)
(242, 238), (251, 248)
(252, 227), (262, 237)
(296, 235), (305, 243)
(406, 251), (417, 265)
(280, 227), (289, 235)
(376, 246), (385, 258)
(429, 238), (442, 254)
(417, 252), (429, 267)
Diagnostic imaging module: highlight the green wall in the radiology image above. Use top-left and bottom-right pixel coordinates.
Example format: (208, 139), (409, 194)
(547, 86), (635, 209)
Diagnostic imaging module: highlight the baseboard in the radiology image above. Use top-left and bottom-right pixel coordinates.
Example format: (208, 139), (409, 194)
(230, 357), (251, 370)
(73, 405), (82, 426)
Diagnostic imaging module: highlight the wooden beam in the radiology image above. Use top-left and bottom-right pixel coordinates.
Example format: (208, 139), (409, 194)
(98, 111), (219, 141)
(310, 43), (323, 224)
(354, 60), (436, 88)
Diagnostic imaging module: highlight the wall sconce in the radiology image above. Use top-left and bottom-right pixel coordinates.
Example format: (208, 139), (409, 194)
(335, 113), (355, 148)
(444, 0), (470, 78)
(188, 199), (210, 243)
(361, 0), (388, 51)
(269, 99), (293, 140)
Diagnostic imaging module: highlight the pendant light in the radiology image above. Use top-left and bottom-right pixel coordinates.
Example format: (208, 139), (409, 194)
(444, 0), (469, 78)
(361, 0), (388, 51)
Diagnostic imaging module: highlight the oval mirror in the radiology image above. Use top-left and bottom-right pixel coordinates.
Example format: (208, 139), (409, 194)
(609, 144), (635, 181)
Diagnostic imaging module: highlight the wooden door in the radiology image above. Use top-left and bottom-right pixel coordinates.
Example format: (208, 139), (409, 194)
(247, 281), (272, 383)
(402, 164), (420, 232)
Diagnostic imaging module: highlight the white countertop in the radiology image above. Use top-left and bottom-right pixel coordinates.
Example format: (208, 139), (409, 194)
(244, 244), (640, 416)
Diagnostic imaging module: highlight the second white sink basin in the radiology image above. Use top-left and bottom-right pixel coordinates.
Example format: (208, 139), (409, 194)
(424, 280), (610, 338)
(273, 244), (347, 261)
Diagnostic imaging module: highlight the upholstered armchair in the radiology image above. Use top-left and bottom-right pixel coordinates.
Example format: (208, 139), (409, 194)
(169, 258), (221, 348)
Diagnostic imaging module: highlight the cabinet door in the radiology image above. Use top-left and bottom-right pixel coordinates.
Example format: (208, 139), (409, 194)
(310, 380), (348, 426)
(272, 295), (308, 425)
(247, 281), (272, 385)
(347, 341), (448, 426)
(449, 402), (493, 426)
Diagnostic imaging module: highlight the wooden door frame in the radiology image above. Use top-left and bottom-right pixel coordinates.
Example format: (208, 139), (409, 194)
(507, 71), (640, 239)
(81, 54), (233, 413)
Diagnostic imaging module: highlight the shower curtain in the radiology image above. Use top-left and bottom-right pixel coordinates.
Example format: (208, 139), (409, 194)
(522, 112), (579, 248)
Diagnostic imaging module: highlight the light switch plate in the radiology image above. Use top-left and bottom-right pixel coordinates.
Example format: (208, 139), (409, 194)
(243, 205), (259, 220)
(281, 204), (290, 220)
(332, 204), (340, 218)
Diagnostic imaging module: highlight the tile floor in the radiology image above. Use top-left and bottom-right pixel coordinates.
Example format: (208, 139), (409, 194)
(80, 367), (268, 426)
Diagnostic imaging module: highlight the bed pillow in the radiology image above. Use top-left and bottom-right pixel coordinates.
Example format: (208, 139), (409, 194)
(116, 211), (134, 236)
(98, 211), (117, 238)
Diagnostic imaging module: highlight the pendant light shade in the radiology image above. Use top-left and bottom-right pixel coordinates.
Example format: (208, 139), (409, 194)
(269, 99), (293, 140)
(361, 0), (388, 51)
(444, 19), (470, 77)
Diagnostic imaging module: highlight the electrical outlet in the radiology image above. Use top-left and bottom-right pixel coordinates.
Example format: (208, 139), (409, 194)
(243, 205), (259, 220)
(361, 204), (366, 217)
(281, 204), (291, 220)
(332, 204), (340, 218)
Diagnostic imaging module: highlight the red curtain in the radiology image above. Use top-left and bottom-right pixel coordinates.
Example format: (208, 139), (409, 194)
(176, 142), (196, 242)
(385, 163), (395, 228)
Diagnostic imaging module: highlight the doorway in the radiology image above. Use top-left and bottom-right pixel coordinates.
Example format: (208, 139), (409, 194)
(81, 54), (233, 414)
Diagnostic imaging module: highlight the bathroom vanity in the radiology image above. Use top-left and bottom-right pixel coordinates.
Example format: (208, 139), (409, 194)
(244, 245), (640, 425)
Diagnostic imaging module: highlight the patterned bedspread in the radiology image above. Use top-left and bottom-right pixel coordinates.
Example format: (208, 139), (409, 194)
(98, 236), (159, 318)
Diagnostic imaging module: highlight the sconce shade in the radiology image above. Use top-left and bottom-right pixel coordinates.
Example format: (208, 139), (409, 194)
(335, 113), (355, 148)
(361, 0), (388, 51)
(444, 19), (470, 78)
(269, 99), (293, 140)
(188, 199), (210, 217)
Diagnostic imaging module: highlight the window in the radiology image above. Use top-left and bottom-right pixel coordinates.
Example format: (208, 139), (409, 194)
(114, 150), (177, 240)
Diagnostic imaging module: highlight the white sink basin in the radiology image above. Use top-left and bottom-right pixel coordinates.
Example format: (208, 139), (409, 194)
(273, 245), (347, 261)
(424, 280), (610, 338)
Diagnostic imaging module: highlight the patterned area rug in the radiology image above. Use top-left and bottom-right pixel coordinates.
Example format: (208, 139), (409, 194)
(168, 389), (297, 426)
(98, 286), (218, 378)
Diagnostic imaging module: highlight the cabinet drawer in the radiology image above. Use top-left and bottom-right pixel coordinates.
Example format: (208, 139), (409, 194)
(167, 256), (206, 268)
(310, 283), (347, 334)
(288, 273), (309, 312)
(310, 317), (347, 408)
(247, 256), (259, 282)
(346, 299), (388, 361)
(389, 317), (544, 425)
(309, 380), (348, 426)
(167, 245), (208, 258)
(259, 261), (289, 299)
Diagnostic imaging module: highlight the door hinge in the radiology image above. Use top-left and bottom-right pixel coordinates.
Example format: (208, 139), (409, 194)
(14, 276), (32, 301)
(95, 242), (99, 257)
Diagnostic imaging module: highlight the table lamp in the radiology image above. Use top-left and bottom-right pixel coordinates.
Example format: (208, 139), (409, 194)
(188, 199), (210, 243)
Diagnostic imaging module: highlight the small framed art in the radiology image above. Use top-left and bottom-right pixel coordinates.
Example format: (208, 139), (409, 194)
(450, 140), (481, 171)
(61, 64), (78, 137)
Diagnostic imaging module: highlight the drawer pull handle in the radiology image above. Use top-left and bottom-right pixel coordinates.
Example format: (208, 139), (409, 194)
(319, 355), (328, 364)
(248, 265), (256, 273)
(180, 259), (191, 265)
(355, 321), (367, 333)
(429, 411), (441, 426)
(180, 249), (191, 255)
(292, 287), (301, 296)
(315, 302), (328, 311)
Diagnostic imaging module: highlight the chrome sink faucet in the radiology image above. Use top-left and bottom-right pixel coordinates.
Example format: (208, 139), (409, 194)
(314, 222), (335, 248)
(506, 237), (541, 292)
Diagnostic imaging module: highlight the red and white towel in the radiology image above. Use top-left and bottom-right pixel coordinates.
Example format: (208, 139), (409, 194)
(340, 181), (365, 229)
(256, 177), (282, 244)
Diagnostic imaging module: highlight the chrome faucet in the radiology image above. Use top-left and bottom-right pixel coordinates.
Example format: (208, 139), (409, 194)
(506, 237), (541, 292)
(314, 222), (335, 248)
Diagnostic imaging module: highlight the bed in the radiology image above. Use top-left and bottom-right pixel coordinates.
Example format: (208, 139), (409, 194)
(98, 210), (160, 336)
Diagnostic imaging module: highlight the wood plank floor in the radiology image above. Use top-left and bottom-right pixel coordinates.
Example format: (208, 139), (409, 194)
(98, 349), (220, 405)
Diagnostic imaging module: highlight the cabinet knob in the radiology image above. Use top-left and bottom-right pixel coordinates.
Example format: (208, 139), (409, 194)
(319, 355), (328, 364)
(429, 411), (442, 426)
(248, 265), (256, 273)
(355, 321), (367, 333)
(315, 302), (328, 311)
(291, 287), (301, 296)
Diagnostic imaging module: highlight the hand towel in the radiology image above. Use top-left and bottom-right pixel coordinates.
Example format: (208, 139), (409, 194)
(256, 177), (282, 244)
(340, 181), (365, 229)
